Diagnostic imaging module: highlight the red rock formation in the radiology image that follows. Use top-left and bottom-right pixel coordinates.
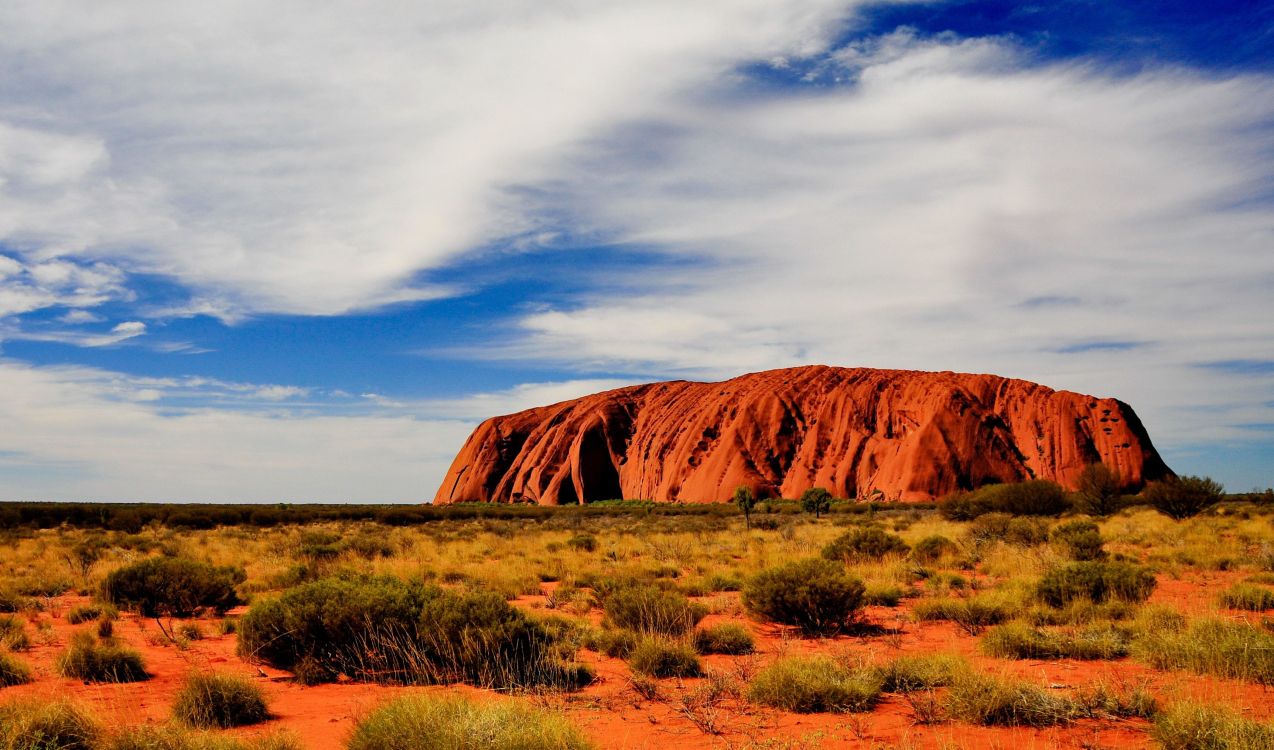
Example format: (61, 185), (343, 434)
(433, 366), (1172, 504)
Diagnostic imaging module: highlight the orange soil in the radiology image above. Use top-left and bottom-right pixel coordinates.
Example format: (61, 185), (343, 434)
(5, 573), (1273, 750)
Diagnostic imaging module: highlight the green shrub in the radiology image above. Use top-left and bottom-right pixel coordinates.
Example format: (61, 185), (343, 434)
(912, 535), (957, 563)
(1144, 475), (1224, 520)
(172, 671), (269, 728)
(702, 573), (744, 592)
(742, 559), (865, 635)
(0, 653), (32, 687)
(602, 585), (705, 637)
(969, 513), (1049, 545)
(981, 623), (1129, 660)
(565, 534), (597, 552)
(0, 699), (99, 750)
(876, 653), (968, 692)
(0, 590), (26, 614)
(237, 576), (581, 689)
(347, 694), (594, 750)
(943, 672), (1077, 727)
(1036, 562), (1156, 607)
(56, 632), (148, 683)
(1152, 701), (1274, 750)
(799, 488), (833, 518)
(65, 605), (107, 625)
(747, 656), (882, 713)
(627, 638), (701, 678)
(692, 623), (754, 655)
(102, 558), (244, 618)
(822, 528), (909, 563)
(940, 480), (1070, 520)
(1219, 583), (1274, 612)
(1050, 520), (1106, 561)
(1134, 619), (1274, 685)
(1073, 464), (1124, 517)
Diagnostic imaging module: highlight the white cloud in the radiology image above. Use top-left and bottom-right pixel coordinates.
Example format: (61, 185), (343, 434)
(0, 0), (857, 317)
(489, 35), (1274, 458)
(0, 360), (472, 502)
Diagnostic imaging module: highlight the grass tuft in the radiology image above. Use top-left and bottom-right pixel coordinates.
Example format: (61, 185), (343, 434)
(692, 623), (754, 655)
(172, 671), (269, 729)
(627, 637), (701, 678)
(0, 653), (32, 687)
(981, 622), (1129, 660)
(0, 698), (99, 750)
(943, 672), (1077, 727)
(1152, 701), (1274, 750)
(747, 656), (883, 713)
(56, 632), (148, 683)
(1133, 618), (1274, 685)
(346, 694), (594, 750)
(1219, 583), (1274, 612)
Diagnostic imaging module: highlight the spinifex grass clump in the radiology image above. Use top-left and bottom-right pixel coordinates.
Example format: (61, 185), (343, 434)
(912, 592), (1021, 635)
(876, 653), (969, 693)
(627, 637), (701, 678)
(346, 695), (594, 750)
(0, 652), (32, 687)
(693, 622), (754, 655)
(1152, 701), (1274, 750)
(102, 724), (301, 750)
(747, 656), (883, 713)
(56, 632), (148, 683)
(1134, 618), (1274, 685)
(601, 584), (705, 637)
(981, 622), (1130, 660)
(0, 699), (99, 750)
(1218, 582), (1274, 611)
(102, 557), (245, 618)
(742, 559), (865, 635)
(0, 615), (28, 651)
(172, 671), (269, 728)
(1036, 561), (1156, 607)
(943, 672), (1078, 727)
(237, 576), (588, 689)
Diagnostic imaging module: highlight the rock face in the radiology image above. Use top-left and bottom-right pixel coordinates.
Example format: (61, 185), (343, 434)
(433, 366), (1172, 504)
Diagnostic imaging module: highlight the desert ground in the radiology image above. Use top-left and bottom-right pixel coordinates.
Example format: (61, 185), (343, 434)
(3, 487), (1274, 749)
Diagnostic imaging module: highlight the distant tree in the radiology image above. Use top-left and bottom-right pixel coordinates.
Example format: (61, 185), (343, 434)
(1144, 475), (1224, 520)
(1074, 463), (1123, 517)
(733, 486), (758, 531)
(800, 487), (833, 520)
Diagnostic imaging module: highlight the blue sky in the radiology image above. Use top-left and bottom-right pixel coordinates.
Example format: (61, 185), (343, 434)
(0, 0), (1270, 501)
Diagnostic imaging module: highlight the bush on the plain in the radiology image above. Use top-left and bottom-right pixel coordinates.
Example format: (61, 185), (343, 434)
(1036, 562), (1156, 607)
(172, 671), (269, 728)
(102, 557), (244, 618)
(346, 695), (594, 750)
(822, 527), (909, 563)
(742, 559), (865, 635)
(1051, 520), (1107, 561)
(1144, 475), (1224, 520)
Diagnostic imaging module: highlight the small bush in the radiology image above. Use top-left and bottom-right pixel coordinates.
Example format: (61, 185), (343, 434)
(1219, 583), (1274, 612)
(969, 513), (1049, 546)
(912, 535), (957, 563)
(1073, 464), (1124, 517)
(1144, 475), (1224, 520)
(822, 528), (909, 563)
(628, 638), (701, 678)
(1036, 562), (1156, 607)
(347, 694), (594, 750)
(0, 652), (32, 687)
(0, 590), (27, 614)
(940, 480), (1070, 520)
(602, 585), (705, 637)
(943, 672), (1076, 727)
(172, 671), (269, 728)
(981, 623), (1129, 660)
(237, 576), (579, 689)
(877, 653), (968, 692)
(864, 584), (904, 607)
(1051, 520), (1106, 561)
(565, 534), (597, 552)
(1152, 701), (1274, 750)
(65, 605), (106, 625)
(747, 656), (882, 713)
(0, 699), (100, 750)
(742, 559), (865, 635)
(693, 623), (754, 655)
(56, 632), (148, 683)
(102, 558), (244, 618)
(1134, 619), (1274, 685)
